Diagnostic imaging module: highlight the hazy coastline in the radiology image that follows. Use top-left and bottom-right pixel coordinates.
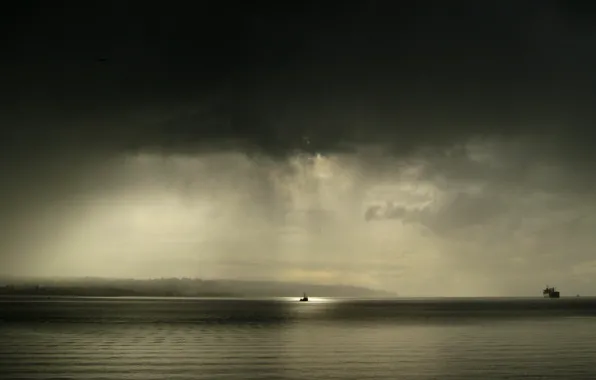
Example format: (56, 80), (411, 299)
(0, 276), (394, 298)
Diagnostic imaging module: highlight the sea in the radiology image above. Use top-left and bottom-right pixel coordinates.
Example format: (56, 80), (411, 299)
(1, 297), (596, 379)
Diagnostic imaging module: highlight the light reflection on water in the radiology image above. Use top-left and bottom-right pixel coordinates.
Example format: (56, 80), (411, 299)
(1, 297), (596, 379)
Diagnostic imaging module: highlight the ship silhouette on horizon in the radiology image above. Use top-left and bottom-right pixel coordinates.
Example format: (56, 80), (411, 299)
(543, 285), (560, 298)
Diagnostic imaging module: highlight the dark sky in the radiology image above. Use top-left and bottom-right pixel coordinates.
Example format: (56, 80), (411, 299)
(3, 0), (595, 155)
(1, 1), (596, 295)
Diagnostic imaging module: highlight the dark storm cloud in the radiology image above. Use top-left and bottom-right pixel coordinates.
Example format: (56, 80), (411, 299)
(134, 0), (596, 159)
(3, 1), (596, 294)
(1, 0), (595, 158)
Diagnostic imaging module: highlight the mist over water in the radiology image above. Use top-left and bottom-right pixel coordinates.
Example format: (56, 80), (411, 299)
(4, 137), (596, 297)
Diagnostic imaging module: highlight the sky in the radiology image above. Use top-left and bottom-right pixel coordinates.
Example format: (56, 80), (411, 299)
(1, 1), (596, 296)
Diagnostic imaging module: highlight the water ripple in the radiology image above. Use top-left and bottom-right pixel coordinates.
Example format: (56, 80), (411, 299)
(1, 298), (596, 379)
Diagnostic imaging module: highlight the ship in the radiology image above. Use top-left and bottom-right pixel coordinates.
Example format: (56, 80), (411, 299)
(299, 292), (309, 302)
(543, 285), (560, 298)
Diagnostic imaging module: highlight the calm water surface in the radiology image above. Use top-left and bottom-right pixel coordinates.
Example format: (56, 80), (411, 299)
(1, 297), (596, 379)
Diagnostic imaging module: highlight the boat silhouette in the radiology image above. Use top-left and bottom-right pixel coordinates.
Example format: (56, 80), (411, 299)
(543, 285), (560, 298)
(299, 292), (309, 302)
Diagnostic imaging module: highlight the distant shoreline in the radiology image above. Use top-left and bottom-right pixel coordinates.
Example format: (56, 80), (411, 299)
(0, 277), (395, 298)
(0, 288), (238, 298)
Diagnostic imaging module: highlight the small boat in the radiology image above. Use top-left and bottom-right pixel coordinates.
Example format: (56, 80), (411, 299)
(543, 285), (560, 298)
(299, 292), (309, 302)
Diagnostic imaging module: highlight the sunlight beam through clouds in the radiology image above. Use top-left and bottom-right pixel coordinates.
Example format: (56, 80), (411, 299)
(8, 136), (596, 296)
